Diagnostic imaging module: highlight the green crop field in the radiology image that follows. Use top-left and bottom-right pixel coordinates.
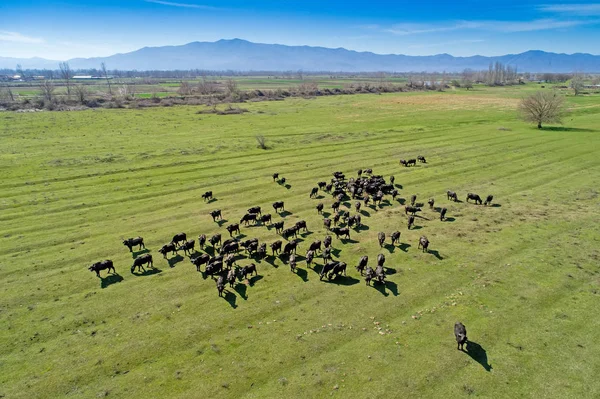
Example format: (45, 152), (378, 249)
(1, 87), (599, 398)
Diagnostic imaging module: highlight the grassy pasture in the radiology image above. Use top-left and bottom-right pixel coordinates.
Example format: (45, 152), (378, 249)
(0, 89), (599, 398)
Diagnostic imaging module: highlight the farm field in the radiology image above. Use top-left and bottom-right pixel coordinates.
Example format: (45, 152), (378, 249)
(0, 88), (599, 398)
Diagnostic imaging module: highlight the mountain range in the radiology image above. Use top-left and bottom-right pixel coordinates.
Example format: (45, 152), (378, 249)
(2, 39), (599, 72)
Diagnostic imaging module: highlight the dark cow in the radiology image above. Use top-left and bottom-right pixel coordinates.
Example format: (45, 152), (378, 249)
(356, 255), (368, 275)
(283, 240), (298, 255)
(261, 214), (272, 225)
(418, 236), (430, 252)
(222, 238), (236, 248)
(158, 243), (178, 259)
(224, 253), (236, 269)
(325, 183), (333, 193)
(352, 214), (362, 228)
(247, 206), (262, 216)
(428, 198), (435, 209)
(216, 275), (225, 297)
(389, 189), (397, 201)
(484, 195), (494, 206)
(332, 201), (340, 213)
(400, 159), (408, 167)
(378, 232), (385, 247)
(89, 260), (115, 277)
(407, 159), (417, 166)
(171, 232), (186, 246)
(279, 177), (286, 184)
(240, 213), (258, 226)
(295, 220), (308, 233)
(198, 234), (206, 249)
(323, 218), (332, 231)
(323, 235), (332, 249)
(202, 191), (213, 201)
(178, 239), (195, 256)
(405, 206), (421, 215)
(241, 238), (258, 251)
(333, 227), (350, 240)
(389, 175), (395, 185)
(273, 201), (285, 212)
(227, 268), (237, 288)
(209, 233), (222, 248)
(357, 169), (363, 177)
(256, 243), (267, 259)
(316, 203), (324, 214)
(375, 264), (386, 284)
(191, 253), (210, 272)
(210, 209), (222, 222)
(355, 201), (361, 213)
(131, 254), (153, 273)
(440, 208), (448, 221)
(309, 240), (321, 253)
(363, 195), (370, 206)
(220, 241), (239, 255)
(333, 213), (340, 227)
(364, 168), (373, 175)
(466, 193), (483, 205)
(289, 254), (297, 273)
(272, 173), (279, 181)
(318, 181), (327, 190)
(365, 266), (374, 286)
(205, 260), (223, 277)
(310, 187), (319, 198)
(391, 231), (401, 245)
(240, 264), (257, 279)
(226, 223), (241, 237)
(247, 241), (259, 255)
(305, 250), (315, 267)
(454, 322), (468, 350)
(322, 247), (332, 263)
(273, 221), (284, 234)
(447, 190), (458, 202)
(122, 237), (145, 252)
(320, 261), (338, 281)
(417, 155), (427, 163)
(410, 194), (417, 206)
(282, 227), (298, 240)
(408, 215), (415, 229)
(329, 262), (347, 279)
(377, 253), (385, 267)
(270, 240), (282, 256)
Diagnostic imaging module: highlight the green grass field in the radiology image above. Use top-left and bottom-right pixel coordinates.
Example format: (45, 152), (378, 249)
(1, 87), (599, 398)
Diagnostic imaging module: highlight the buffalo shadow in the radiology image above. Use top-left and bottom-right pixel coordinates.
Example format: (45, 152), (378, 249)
(100, 273), (124, 288)
(264, 255), (279, 267)
(491, 204), (502, 208)
(399, 243), (411, 252)
(295, 267), (309, 282)
(223, 290), (237, 308)
(322, 211), (331, 218)
(131, 267), (162, 277)
(395, 183), (403, 189)
(411, 225), (424, 230)
(216, 219), (228, 227)
(283, 184), (292, 190)
(465, 341), (492, 371)
(359, 209), (371, 217)
(279, 210), (293, 218)
(340, 238), (359, 244)
(234, 283), (248, 300)
(168, 255), (184, 268)
(324, 275), (360, 286)
(444, 217), (456, 222)
(414, 214), (430, 220)
(386, 280), (399, 296)
(429, 249), (444, 260)
(207, 197), (218, 204)
(398, 198), (406, 205)
(384, 243), (396, 253)
(131, 248), (150, 259)
(249, 275), (263, 286)
(330, 248), (342, 257)
(372, 281), (389, 296)
(355, 224), (369, 232)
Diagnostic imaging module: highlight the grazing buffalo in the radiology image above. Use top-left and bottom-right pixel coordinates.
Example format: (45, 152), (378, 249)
(241, 238), (258, 251)
(333, 227), (350, 240)
(306, 250), (315, 267)
(390, 175), (395, 185)
(322, 247), (332, 263)
(247, 206), (262, 216)
(202, 191), (213, 201)
(377, 253), (385, 267)
(159, 243), (178, 259)
(178, 239), (195, 256)
(227, 268), (237, 288)
(89, 260), (115, 277)
(408, 215), (415, 229)
(122, 237), (145, 252)
(210, 209), (222, 221)
(240, 213), (258, 226)
(410, 194), (417, 206)
(222, 238), (236, 248)
(332, 201), (340, 213)
(270, 240), (282, 256)
(309, 240), (322, 253)
(257, 243), (267, 259)
(209, 233), (222, 248)
(466, 193), (483, 205)
(131, 254), (153, 273)
(272, 173), (279, 181)
(220, 241), (239, 255)
(273, 221), (284, 234)
(417, 155), (427, 163)
(216, 275), (225, 297)
(198, 234), (206, 249)
(363, 195), (370, 206)
(289, 254), (297, 273)
(323, 218), (332, 230)
(226, 223), (241, 237)
(365, 266), (374, 286)
(323, 235), (332, 249)
(484, 195), (494, 206)
(378, 232), (386, 247)
(261, 214), (272, 225)
(407, 159), (417, 166)
(295, 220), (308, 233)
(310, 187), (319, 198)
(391, 231), (401, 245)
(405, 206), (421, 215)
(191, 253), (210, 272)
(205, 261), (223, 278)
(356, 255), (368, 275)
(330, 262), (347, 279)
(440, 208), (448, 221)
(375, 265), (386, 284)
(391, 189), (399, 200)
(282, 227), (298, 240)
(240, 264), (257, 279)
(352, 214), (362, 228)
(418, 236), (430, 252)
(400, 159), (408, 167)
(273, 201), (285, 213)
(454, 322), (468, 350)
(333, 213), (340, 227)
(283, 240), (298, 255)
(320, 261), (338, 281)
(355, 201), (361, 213)
(447, 190), (458, 202)
(364, 168), (373, 175)
(428, 198), (435, 209)
(171, 233), (187, 246)
(316, 203), (324, 214)
(325, 183), (333, 193)
(280, 177), (286, 184)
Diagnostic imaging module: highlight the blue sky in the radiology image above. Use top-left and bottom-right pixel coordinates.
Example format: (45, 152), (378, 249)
(1, 0), (600, 60)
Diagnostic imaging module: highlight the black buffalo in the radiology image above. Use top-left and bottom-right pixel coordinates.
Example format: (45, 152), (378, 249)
(391, 231), (401, 245)
(210, 209), (222, 221)
(440, 208), (447, 221)
(309, 240), (321, 252)
(316, 203), (324, 214)
(270, 240), (282, 256)
(310, 187), (319, 198)
(261, 214), (272, 225)
(202, 191), (213, 201)
(447, 190), (458, 202)
(273, 221), (284, 234)
(410, 194), (417, 205)
(158, 243), (178, 258)
(378, 232), (385, 247)
(272, 173), (279, 181)
(454, 322), (468, 350)
(333, 227), (350, 240)
(89, 260), (115, 277)
(257, 243), (267, 259)
(332, 201), (340, 213)
(171, 232), (186, 246)
(289, 254), (297, 273)
(305, 250), (315, 267)
(417, 155), (426, 163)
(220, 241), (239, 255)
(484, 195), (494, 206)
(283, 239), (298, 255)
(178, 239), (195, 256)
(355, 201), (361, 213)
(240, 213), (258, 226)
(375, 265), (386, 284)
(282, 227), (298, 240)
(466, 193), (482, 204)
(405, 206), (421, 215)
(365, 266), (374, 285)
(191, 253), (210, 272)
(247, 206), (262, 216)
(418, 236), (430, 252)
(216, 275), (225, 297)
(226, 223), (241, 237)
(320, 261), (338, 281)
(329, 262), (347, 279)
(408, 215), (415, 229)
(356, 255), (368, 275)
(209, 233), (222, 248)
(131, 254), (153, 273)
(122, 237), (145, 252)
(377, 253), (385, 267)
(428, 198), (435, 209)
(295, 220), (308, 232)
(198, 234), (206, 248)
(227, 268), (237, 288)
(240, 264), (257, 279)
(323, 235), (332, 248)
(273, 201), (285, 212)
(322, 247), (332, 263)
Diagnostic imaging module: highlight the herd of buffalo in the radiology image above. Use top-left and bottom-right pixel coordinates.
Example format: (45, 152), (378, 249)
(88, 158), (495, 350)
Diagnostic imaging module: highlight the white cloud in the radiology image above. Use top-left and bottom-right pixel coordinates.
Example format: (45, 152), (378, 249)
(0, 31), (44, 44)
(539, 4), (600, 16)
(383, 21), (481, 36)
(144, 0), (220, 9)
(407, 39), (485, 49)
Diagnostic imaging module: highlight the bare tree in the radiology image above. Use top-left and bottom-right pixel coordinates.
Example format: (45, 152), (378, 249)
(59, 61), (72, 98)
(178, 81), (193, 95)
(101, 62), (112, 95)
(74, 84), (88, 104)
(0, 84), (15, 102)
(225, 78), (239, 97)
(519, 91), (566, 129)
(39, 80), (55, 102)
(570, 74), (584, 96)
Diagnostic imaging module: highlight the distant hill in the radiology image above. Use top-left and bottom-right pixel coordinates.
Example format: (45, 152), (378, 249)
(2, 39), (599, 72)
